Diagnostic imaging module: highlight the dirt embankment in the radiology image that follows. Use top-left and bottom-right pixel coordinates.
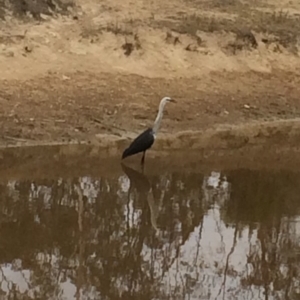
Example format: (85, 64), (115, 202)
(0, 0), (300, 151)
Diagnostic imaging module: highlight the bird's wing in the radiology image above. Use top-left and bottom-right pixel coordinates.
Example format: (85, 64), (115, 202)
(123, 128), (154, 158)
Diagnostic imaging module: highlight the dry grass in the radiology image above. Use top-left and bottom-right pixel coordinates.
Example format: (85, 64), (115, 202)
(155, 0), (300, 52)
(0, 0), (75, 20)
(80, 20), (136, 40)
(105, 21), (136, 36)
(0, 0), (299, 61)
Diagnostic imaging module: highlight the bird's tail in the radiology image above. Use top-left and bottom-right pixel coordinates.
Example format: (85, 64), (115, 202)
(122, 147), (130, 159)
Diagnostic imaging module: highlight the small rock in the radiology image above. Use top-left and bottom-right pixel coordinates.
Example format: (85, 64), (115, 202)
(2, 50), (14, 57)
(244, 104), (250, 109)
(29, 118), (34, 122)
(185, 44), (198, 52)
(24, 45), (33, 53)
(40, 13), (50, 21)
(165, 32), (181, 45)
(62, 75), (70, 80)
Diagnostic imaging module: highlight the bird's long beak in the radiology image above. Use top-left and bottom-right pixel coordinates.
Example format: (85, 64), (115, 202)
(170, 98), (176, 103)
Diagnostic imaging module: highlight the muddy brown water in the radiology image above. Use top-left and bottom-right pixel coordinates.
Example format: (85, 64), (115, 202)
(0, 144), (300, 299)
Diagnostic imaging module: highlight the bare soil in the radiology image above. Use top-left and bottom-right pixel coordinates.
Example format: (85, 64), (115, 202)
(0, 0), (300, 150)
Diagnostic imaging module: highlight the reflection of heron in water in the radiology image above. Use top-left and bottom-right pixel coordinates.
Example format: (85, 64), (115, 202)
(121, 163), (163, 233)
(121, 162), (151, 193)
(121, 96), (176, 169)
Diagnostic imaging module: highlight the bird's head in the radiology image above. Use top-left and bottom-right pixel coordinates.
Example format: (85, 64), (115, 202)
(161, 96), (176, 103)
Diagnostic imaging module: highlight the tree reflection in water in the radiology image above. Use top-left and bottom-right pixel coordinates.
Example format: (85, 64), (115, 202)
(0, 167), (299, 299)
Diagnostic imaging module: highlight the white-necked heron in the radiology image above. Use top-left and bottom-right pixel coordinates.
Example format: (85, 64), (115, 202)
(122, 96), (176, 166)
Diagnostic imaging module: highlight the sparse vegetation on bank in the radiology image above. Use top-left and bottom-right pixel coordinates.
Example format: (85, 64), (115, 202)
(0, 0), (75, 19)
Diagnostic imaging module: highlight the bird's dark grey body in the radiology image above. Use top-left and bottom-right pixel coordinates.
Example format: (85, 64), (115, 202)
(122, 128), (154, 159)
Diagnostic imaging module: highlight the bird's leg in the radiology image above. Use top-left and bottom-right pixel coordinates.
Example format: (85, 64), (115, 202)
(141, 151), (146, 165)
(141, 151), (146, 173)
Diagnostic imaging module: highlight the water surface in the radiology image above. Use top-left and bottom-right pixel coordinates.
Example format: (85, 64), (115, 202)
(0, 149), (300, 299)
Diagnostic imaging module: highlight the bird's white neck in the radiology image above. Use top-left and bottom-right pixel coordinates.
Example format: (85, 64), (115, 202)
(152, 99), (167, 134)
